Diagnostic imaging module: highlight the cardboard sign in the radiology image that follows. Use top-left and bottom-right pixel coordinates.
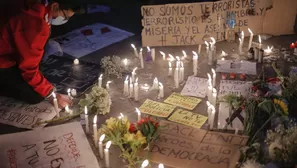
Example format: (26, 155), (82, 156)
(219, 80), (252, 98)
(0, 97), (57, 129)
(164, 93), (201, 110)
(168, 109), (208, 129)
(218, 102), (245, 131)
(0, 122), (100, 168)
(216, 60), (257, 75)
(148, 121), (248, 168)
(181, 77), (208, 98)
(139, 99), (176, 117)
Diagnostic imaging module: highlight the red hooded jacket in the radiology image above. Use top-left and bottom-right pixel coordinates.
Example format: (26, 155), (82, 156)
(0, 1), (54, 97)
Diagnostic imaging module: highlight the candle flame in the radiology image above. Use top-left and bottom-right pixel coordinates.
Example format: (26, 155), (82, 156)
(136, 108), (141, 115)
(67, 88), (71, 93)
(141, 160), (149, 167)
(207, 73), (211, 80)
(181, 62), (184, 68)
(182, 50), (187, 56)
(206, 101), (210, 107)
(84, 106), (88, 115)
(120, 113), (124, 117)
(125, 75), (129, 81)
(169, 62), (172, 68)
(210, 37), (216, 44)
(154, 77), (158, 82)
(131, 44), (136, 49)
(264, 46), (273, 53)
(140, 48), (143, 52)
(158, 164), (164, 168)
(146, 46), (150, 51)
(99, 134), (105, 142)
(65, 105), (69, 111)
(107, 81), (112, 84)
(99, 74), (103, 79)
(213, 88), (217, 93)
(52, 92), (56, 98)
(93, 115), (97, 124)
(221, 51), (227, 56)
(135, 78), (138, 83)
(258, 35), (262, 44)
(168, 54), (175, 61)
(106, 141), (112, 149)
(210, 105), (216, 113)
(123, 58), (128, 65)
(211, 68), (215, 74)
(204, 41), (209, 47)
(248, 28), (253, 34)
(159, 82), (163, 87)
(241, 31), (244, 38)
(192, 51), (198, 56)
(222, 57), (225, 61)
(176, 56), (180, 61)
(133, 67), (138, 73)
(160, 51), (165, 55)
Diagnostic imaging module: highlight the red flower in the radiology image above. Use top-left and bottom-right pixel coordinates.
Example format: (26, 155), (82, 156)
(129, 123), (137, 133)
(154, 122), (159, 129)
(252, 86), (258, 91)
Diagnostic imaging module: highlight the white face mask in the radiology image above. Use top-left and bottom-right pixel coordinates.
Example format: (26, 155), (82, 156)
(51, 16), (68, 25)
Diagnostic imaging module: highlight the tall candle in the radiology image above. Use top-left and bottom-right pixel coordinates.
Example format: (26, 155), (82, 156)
(132, 67), (137, 83)
(212, 88), (217, 105)
(207, 83), (213, 100)
(168, 62), (172, 76)
(123, 58), (128, 70)
(248, 28), (253, 50)
(139, 48), (144, 68)
(134, 78), (139, 101)
(99, 134), (105, 159)
(176, 56), (180, 68)
(84, 106), (89, 134)
(141, 160), (149, 168)
(193, 53), (198, 76)
(205, 41), (209, 54)
(160, 51), (166, 60)
(239, 38), (243, 54)
(129, 77), (134, 98)
(241, 31), (244, 46)
(152, 77), (159, 90)
(258, 35), (262, 49)
(106, 81), (112, 90)
(198, 44), (202, 54)
(158, 82), (164, 98)
(104, 141), (112, 167)
(52, 92), (59, 117)
(180, 62), (184, 82)
(182, 50), (187, 59)
(131, 44), (139, 57)
(136, 108), (141, 121)
(211, 68), (216, 87)
(98, 74), (103, 88)
(151, 48), (155, 61)
(207, 73), (212, 84)
(210, 105), (215, 130)
(174, 67), (179, 88)
(93, 115), (98, 147)
(123, 76), (129, 96)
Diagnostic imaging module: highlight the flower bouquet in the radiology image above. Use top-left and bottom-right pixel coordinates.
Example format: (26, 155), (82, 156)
(98, 116), (160, 168)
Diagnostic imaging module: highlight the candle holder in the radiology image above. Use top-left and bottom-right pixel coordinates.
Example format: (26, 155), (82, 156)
(240, 74), (246, 80)
(230, 73), (236, 79)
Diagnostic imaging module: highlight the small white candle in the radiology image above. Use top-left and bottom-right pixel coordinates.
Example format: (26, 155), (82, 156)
(160, 51), (166, 60)
(132, 67), (137, 83)
(71, 89), (77, 97)
(239, 38), (243, 54)
(104, 141), (112, 167)
(84, 106), (89, 134)
(134, 78), (139, 101)
(248, 28), (253, 50)
(211, 68), (216, 87)
(151, 48), (155, 61)
(158, 82), (164, 98)
(123, 76), (129, 96)
(182, 50), (187, 59)
(212, 88), (217, 105)
(159, 163), (164, 168)
(123, 58), (128, 70)
(106, 81), (112, 90)
(168, 62), (172, 76)
(210, 105), (216, 130)
(205, 41), (209, 54)
(73, 59), (79, 65)
(129, 77), (134, 98)
(206, 101), (212, 125)
(258, 35), (262, 49)
(67, 88), (71, 97)
(241, 31), (245, 45)
(198, 44), (202, 54)
(139, 48), (144, 69)
(152, 77), (159, 90)
(179, 62), (184, 82)
(207, 73), (212, 84)
(99, 134), (105, 159)
(174, 67), (179, 88)
(98, 74), (103, 88)
(193, 53), (198, 76)
(136, 108), (141, 121)
(52, 92), (59, 117)
(93, 115), (98, 147)
(207, 83), (213, 100)
(176, 56), (180, 68)
(131, 44), (139, 57)
(141, 160), (149, 168)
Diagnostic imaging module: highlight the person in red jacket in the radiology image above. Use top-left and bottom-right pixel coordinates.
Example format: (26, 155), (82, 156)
(0, 0), (84, 108)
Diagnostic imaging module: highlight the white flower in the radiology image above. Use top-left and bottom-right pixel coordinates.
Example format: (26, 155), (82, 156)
(241, 160), (263, 168)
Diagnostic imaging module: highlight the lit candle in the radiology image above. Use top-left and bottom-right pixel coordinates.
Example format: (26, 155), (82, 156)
(198, 44), (202, 54)
(141, 160), (149, 168)
(123, 76), (129, 96)
(208, 41), (213, 65)
(151, 48), (155, 61)
(168, 54), (175, 62)
(73, 59), (79, 65)
(241, 31), (244, 46)
(139, 48), (144, 69)
(179, 62), (184, 82)
(134, 78), (139, 101)
(158, 82), (164, 99)
(84, 106), (89, 134)
(239, 38), (243, 54)
(71, 89), (77, 97)
(67, 88), (72, 100)
(160, 51), (166, 60)
(176, 56), (180, 68)
(211, 68), (216, 87)
(206, 101), (212, 126)
(142, 83), (150, 92)
(65, 105), (73, 115)
(290, 43), (295, 49)
(159, 163), (164, 168)
(258, 35), (262, 49)
(106, 81), (112, 90)
(174, 67), (179, 88)
(152, 77), (159, 90)
(132, 67), (137, 83)
(210, 105), (216, 130)
(168, 62), (172, 76)
(99, 134), (105, 159)
(207, 73), (212, 84)
(220, 50), (227, 57)
(52, 92), (59, 117)
(182, 50), (187, 59)
(264, 46), (273, 55)
(119, 113), (124, 119)
(248, 28), (253, 50)
(93, 115), (98, 147)
(207, 83), (213, 100)
(104, 141), (112, 167)
(205, 41), (209, 54)
(212, 88), (217, 105)
(136, 108), (141, 121)
(98, 74), (103, 88)
(123, 58), (128, 70)
(193, 52), (198, 76)
(129, 77), (134, 98)
(131, 44), (139, 57)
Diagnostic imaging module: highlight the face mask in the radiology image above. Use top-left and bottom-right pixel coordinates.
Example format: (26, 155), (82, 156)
(51, 16), (68, 25)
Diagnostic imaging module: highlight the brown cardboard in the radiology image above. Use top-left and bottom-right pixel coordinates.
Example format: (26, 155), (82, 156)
(202, 131), (249, 146)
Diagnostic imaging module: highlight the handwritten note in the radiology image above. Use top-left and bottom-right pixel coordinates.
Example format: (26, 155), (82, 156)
(0, 97), (57, 129)
(0, 122), (100, 168)
(164, 93), (201, 110)
(169, 109), (208, 129)
(216, 60), (257, 75)
(219, 80), (252, 98)
(139, 99), (176, 117)
(181, 77), (208, 98)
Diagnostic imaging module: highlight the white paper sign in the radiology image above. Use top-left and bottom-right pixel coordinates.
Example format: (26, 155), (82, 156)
(0, 97), (57, 129)
(216, 60), (257, 75)
(219, 80), (253, 98)
(181, 77), (208, 98)
(218, 102), (245, 130)
(0, 122), (100, 168)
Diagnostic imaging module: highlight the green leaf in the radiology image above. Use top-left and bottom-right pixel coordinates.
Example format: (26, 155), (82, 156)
(258, 99), (275, 114)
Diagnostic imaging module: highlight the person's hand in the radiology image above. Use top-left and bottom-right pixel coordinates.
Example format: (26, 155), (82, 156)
(49, 93), (72, 109)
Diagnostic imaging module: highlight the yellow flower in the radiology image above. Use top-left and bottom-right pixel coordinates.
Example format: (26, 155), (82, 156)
(106, 117), (116, 129)
(124, 133), (136, 142)
(135, 131), (147, 145)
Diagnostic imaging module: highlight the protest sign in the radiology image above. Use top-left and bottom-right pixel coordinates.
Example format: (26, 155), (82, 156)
(148, 121), (248, 168)
(139, 99), (176, 117)
(181, 77), (208, 98)
(164, 93), (201, 110)
(0, 122), (100, 168)
(218, 102), (245, 131)
(0, 97), (57, 129)
(219, 80), (252, 98)
(168, 109), (208, 129)
(216, 60), (257, 75)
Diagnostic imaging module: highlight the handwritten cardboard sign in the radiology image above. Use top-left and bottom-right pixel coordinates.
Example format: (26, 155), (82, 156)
(219, 80), (252, 98)
(216, 60), (257, 75)
(218, 102), (245, 131)
(164, 93), (201, 110)
(168, 109), (208, 129)
(139, 99), (176, 117)
(0, 97), (57, 129)
(181, 77), (208, 98)
(0, 122), (100, 168)
(148, 121), (248, 168)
